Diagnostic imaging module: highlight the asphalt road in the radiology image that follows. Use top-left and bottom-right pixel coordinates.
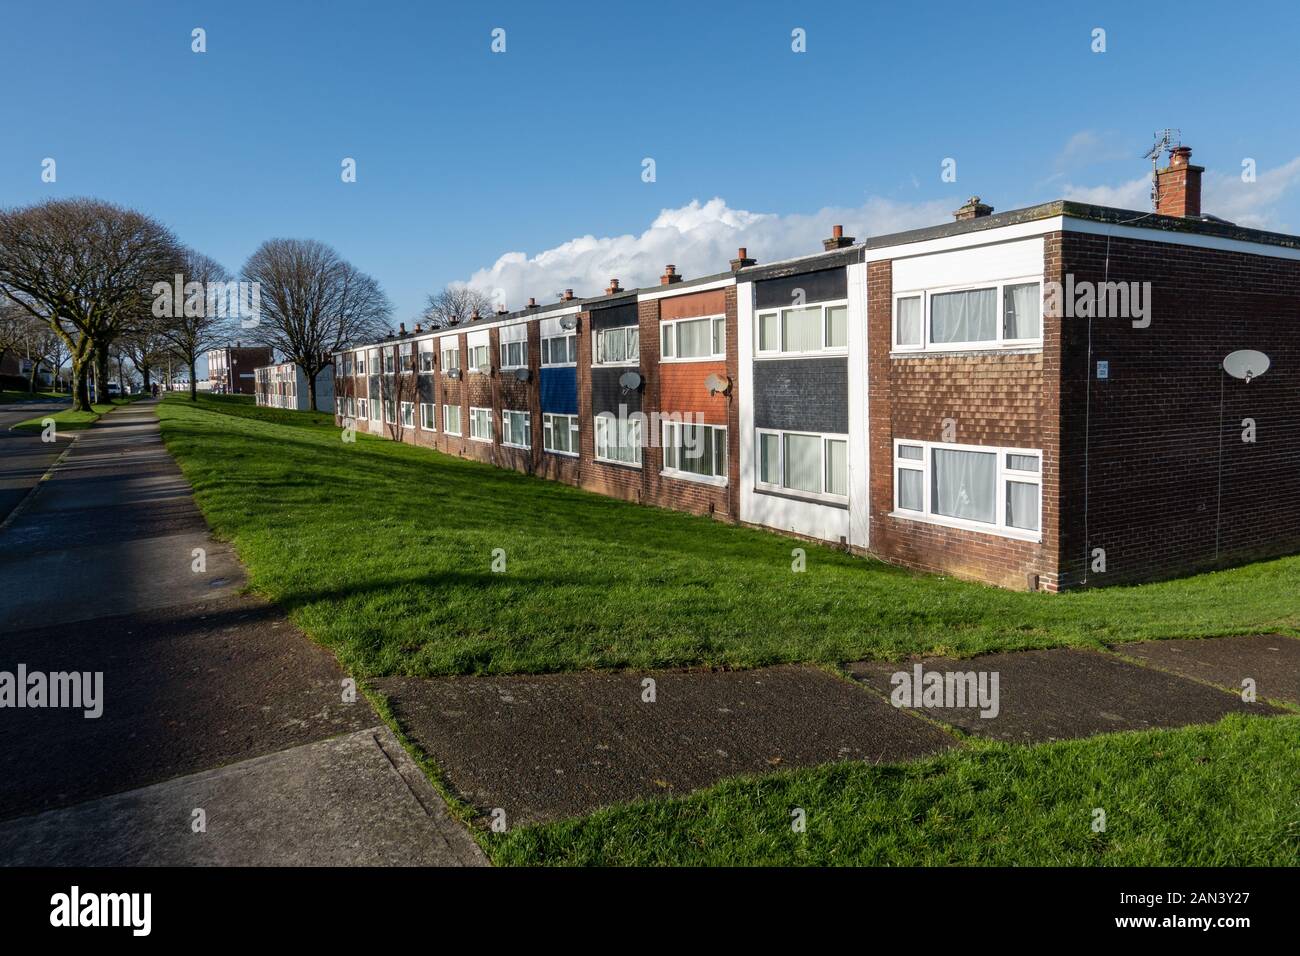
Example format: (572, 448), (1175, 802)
(0, 397), (69, 524)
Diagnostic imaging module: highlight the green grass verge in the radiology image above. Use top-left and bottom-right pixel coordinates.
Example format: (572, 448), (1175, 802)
(486, 714), (1300, 865)
(155, 394), (1300, 677)
(0, 389), (66, 403)
(11, 402), (116, 433)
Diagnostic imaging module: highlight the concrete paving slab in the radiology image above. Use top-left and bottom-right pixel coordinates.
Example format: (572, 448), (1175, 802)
(847, 648), (1281, 744)
(0, 726), (487, 866)
(1115, 635), (1300, 706)
(375, 665), (955, 827)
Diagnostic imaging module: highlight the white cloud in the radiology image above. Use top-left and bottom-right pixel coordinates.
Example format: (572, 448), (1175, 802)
(1060, 174), (1152, 210)
(460, 195), (950, 306)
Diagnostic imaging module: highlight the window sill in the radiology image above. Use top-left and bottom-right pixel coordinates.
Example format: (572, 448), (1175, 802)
(660, 356), (725, 365)
(890, 345), (1042, 359)
(595, 457), (643, 470)
(469, 436), (493, 444)
(753, 487), (849, 509)
(540, 363), (577, 369)
(502, 442), (530, 450)
(544, 448), (579, 458)
(754, 351), (848, 361)
(888, 511), (1042, 543)
(662, 470), (727, 487)
(444, 431), (462, 438)
(592, 362), (639, 369)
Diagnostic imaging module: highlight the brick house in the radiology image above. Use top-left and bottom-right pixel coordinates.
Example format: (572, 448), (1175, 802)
(207, 344), (273, 395)
(254, 360), (334, 412)
(336, 144), (1300, 591)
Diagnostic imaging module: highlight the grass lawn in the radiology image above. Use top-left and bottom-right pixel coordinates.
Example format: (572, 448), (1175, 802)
(156, 394), (1300, 677)
(486, 714), (1300, 865)
(11, 402), (117, 433)
(0, 389), (66, 403)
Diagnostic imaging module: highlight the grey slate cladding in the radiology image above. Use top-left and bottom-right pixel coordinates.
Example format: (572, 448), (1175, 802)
(588, 302), (639, 331)
(591, 367), (641, 415)
(755, 267), (847, 309)
(753, 357), (849, 434)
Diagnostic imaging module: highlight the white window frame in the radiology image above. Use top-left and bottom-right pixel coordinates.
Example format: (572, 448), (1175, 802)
(541, 333), (577, 367)
(594, 414), (642, 467)
(594, 325), (640, 367)
(754, 428), (849, 503)
(399, 342), (414, 372)
(499, 339), (527, 370)
(469, 406), (493, 443)
(892, 278), (1043, 354)
(400, 401), (415, 428)
(661, 421), (728, 485)
(890, 438), (1042, 541)
(467, 344), (490, 373)
(542, 413), (579, 456)
(440, 344), (460, 372)
(368, 350), (379, 375)
(357, 397), (369, 421)
(442, 404), (462, 436)
(383, 349), (396, 374)
(420, 402), (437, 431)
(418, 341), (435, 373)
(501, 409), (531, 449)
(754, 299), (849, 359)
(660, 314), (726, 363)
(383, 398), (395, 424)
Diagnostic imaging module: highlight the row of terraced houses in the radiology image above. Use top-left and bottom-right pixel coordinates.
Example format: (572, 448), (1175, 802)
(334, 146), (1300, 591)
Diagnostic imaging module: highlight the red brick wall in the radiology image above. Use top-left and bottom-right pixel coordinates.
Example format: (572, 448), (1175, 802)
(1057, 231), (1300, 586)
(576, 305), (648, 504)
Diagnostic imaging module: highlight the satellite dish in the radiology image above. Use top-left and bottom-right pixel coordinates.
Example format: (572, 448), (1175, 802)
(559, 315), (578, 331)
(618, 371), (642, 391)
(447, 368), (461, 380)
(1223, 349), (1270, 382)
(704, 373), (730, 396)
(513, 367), (530, 382)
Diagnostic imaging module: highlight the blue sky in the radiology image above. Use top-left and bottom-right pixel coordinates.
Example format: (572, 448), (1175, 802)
(4, 0), (1299, 332)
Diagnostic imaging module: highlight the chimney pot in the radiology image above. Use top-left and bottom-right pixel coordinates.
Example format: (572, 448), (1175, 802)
(399, 322), (407, 335)
(562, 288), (574, 300)
(660, 264), (682, 285)
(1155, 144), (1204, 218)
(953, 197), (994, 221)
(822, 224), (856, 251)
(730, 247), (757, 271)
(527, 297), (537, 308)
(606, 278), (622, 294)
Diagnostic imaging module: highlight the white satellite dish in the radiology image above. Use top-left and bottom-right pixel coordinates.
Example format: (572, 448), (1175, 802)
(447, 368), (461, 380)
(513, 367), (530, 382)
(618, 371), (642, 391)
(1223, 349), (1270, 382)
(559, 315), (578, 331)
(704, 373), (730, 396)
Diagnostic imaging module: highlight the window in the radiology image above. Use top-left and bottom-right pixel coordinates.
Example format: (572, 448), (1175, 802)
(383, 399), (395, 423)
(594, 414), (642, 465)
(442, 404), (461, 435)
(502, 410), (531, 448)
(469, 406), (492, 442)
(892, 439), (1041, 537)
(543, 413), (579, 455)
(499, 339), (527, 369)
(418, 342), (435, 373)
(595, 326), (639, 365)
(754, 301), (849, 356)
(399, 342), (414, 372)
(382, 349), (395, 374)
(358, 397), (369, 420)
(541, 333), (577, 366)
(893, 281), (1042, 352)
(440, 343), (460, 372)
(468, 344), (490, 372)
(341, 355), (352, 377)
(420, 403), (436, 430)
(662, 422), (727, 481)
(661, 315), (726, 360)
(755, 429), (848, 500)
(355, 352), (365, 376)
(368, 350), (379, 375)
(400, 401), (415, 428)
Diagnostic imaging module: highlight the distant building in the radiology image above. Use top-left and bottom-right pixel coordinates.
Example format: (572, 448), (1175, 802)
(207, 343), (272, 395)
(254, 361), (334, 412)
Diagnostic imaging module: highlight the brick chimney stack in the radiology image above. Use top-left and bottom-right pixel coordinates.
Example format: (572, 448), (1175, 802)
(495, 303), (508, 315)
(414, 323), (422, 334)
(660, 264), (682, 285)
(606, 278), (622, 295)
(730, 247), (756, 271)
(527, 297), (538, 309)
(953, 197), (994, 221)
(822, 224), (855, 251)
(1155, 145), (1204, 218)
(399, 322), (407, 336)
(561, 289), (574, 301)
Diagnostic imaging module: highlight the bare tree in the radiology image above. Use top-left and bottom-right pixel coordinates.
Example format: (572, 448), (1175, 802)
(423, 285), (495, 329)
(0, 198), (181, 411)
(153, 250), (235, 401)
(241, 239), (391, 411)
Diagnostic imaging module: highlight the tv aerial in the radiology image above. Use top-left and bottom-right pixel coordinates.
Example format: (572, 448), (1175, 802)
(1143, 128), (1181, 210)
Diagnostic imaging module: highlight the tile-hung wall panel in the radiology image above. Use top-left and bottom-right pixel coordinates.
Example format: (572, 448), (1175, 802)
(754, 267), (848, 310)
(589, 302), (642, 416)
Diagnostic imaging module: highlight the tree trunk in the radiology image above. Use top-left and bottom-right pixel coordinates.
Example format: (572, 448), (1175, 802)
(27, 360), (39, 394)
(189, 359), (198, 402)
(307, 370), (318, 411)
(74, 362), (91, 411)
(95, 347), (111, 406)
